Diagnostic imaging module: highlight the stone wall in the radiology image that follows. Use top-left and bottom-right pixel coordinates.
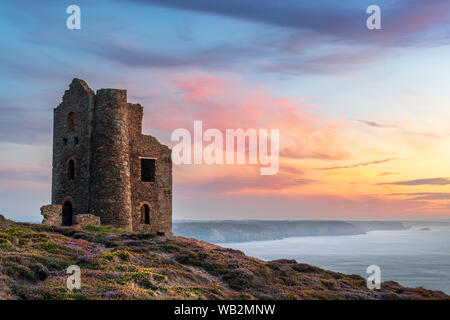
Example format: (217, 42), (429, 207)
(74, 214), (101, 227)
(49, 79), (172, 234)
(89, 89), (133, 230)
(41, 205), (62, 226)
(51, 79), (94, 216)
(128, 104), (172, 235)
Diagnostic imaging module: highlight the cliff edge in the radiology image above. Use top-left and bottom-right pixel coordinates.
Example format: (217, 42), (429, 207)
(0, 215), (446, 300)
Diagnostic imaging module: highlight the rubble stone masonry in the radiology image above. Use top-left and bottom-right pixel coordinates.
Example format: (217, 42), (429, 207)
(41, 205), (62, 226)
(74, 214), (101, 228)
(44, 79), (172, 235)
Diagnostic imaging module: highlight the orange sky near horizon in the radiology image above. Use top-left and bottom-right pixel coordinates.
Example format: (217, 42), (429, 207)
(155, 72), (450, 219)
(1, 0), (450, 221)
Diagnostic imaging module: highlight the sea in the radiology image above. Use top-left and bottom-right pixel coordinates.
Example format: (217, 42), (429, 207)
(221, 225), (450, 294)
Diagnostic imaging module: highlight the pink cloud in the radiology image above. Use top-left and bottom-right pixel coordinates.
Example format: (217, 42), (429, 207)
(142, 73), (350, 161)
(174, 164), (312, 196)
(0, 164), (51, 190)
(174, 191), (450, 220)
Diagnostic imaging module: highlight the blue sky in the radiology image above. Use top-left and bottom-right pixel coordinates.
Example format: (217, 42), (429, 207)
(1, 0), (450, 222)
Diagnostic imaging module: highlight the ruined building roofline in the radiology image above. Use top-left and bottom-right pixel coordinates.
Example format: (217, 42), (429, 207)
(96, 88), (127, 94)
(68, 78), (94, 94)
(128, 102), (143, 109)
(47, 79), (173, 233)
(58, 79), (141, 110)
(68, 78), (133, 95)
(141, 133), (172, 151)
(72, 78), (92, 90)
(56, 78), (171, 149)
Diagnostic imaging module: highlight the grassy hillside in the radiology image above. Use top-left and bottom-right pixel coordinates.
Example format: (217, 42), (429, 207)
(0, 215), (447, 300)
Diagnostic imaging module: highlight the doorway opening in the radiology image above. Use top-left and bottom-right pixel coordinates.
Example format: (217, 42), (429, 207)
(141, 204), (150, 224)
(62, 201), (73, 226)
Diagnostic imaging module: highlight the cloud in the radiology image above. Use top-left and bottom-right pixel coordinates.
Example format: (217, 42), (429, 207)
(133, 0), (359, 36)
(133, 0), (450, 45)
(175, 168), (315, 195)
(377, 172), (397, 177)
(379, 177), (450, 186)
(0, 164), (51, 183)
(354, 119), (446, 139)
(411, 195), (450, 201)
(174, 190), (449, 220)
(252, 47), (389, 75)
(5, 0), (446, 80)
(0, 101), (52, 145)
(85, 40), (261, 69)
(41, 0), (445, 76)
(0, 164), (51, 221)
(143, 73), (351, 161)
(355, 119), (396, 129)
(76, 33), (387, 76)
(409, 193), (450, 201)
(317, 158), (397, 171)
(386, 192), (450, 201)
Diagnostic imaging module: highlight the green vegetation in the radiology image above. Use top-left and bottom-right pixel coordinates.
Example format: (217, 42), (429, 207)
(103, 249), (130, 261)
(0, 216), (447, 300)
(82, 224), (129, 240)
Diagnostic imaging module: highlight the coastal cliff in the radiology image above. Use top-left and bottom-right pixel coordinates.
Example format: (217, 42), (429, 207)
(0, 216), (445, 300)
(173, 220), (408, 243)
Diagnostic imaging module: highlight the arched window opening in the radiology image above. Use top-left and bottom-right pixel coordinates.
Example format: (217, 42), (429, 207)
(141, 204), (150, 224)
(67, 112), (75, 132)
(62, 201), (73, 226)
(67, 159), (75, 180)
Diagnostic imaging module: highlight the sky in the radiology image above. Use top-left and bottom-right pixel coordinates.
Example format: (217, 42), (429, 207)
(0, 0), (450, 222)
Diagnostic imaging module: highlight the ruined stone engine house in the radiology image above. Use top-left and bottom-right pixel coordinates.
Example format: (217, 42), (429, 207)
(41, 79), (172, 234)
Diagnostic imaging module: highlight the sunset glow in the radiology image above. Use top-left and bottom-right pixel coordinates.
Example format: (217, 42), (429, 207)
(1, 0), (450, 221)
